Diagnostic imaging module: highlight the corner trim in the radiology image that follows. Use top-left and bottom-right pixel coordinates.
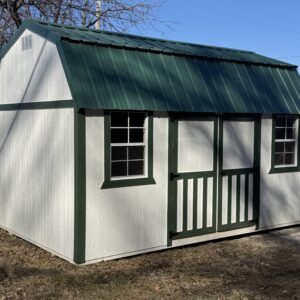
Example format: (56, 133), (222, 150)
(73, 109), (86, 264)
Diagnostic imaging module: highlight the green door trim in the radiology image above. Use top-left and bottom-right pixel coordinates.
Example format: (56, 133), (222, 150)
(167, 115), (218, 245)
(217, 116), (261, 232)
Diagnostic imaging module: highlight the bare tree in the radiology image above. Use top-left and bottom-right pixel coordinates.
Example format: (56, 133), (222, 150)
(0, 0), (166, 47)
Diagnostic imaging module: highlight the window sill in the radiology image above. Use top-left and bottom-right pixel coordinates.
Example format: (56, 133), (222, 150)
(101, 177), (156, 189)
(269, 166), (300, 174)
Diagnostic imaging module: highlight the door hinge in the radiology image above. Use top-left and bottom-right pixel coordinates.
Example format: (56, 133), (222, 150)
(169, 231), (178, 239)
(170, 172), (180, 181)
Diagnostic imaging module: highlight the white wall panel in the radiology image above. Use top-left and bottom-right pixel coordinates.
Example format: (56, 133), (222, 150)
(177, 120), (214, 173)
(187, 179), (193, 231)
(206, 177), (213, 227)
(223, 121), (254, 170)
(197, 178), (203, 229)
(0, 30), (71, 103)
(260, 116), (300, 228)
(0, 108), (74, 259)
(85, 112), (168, 261)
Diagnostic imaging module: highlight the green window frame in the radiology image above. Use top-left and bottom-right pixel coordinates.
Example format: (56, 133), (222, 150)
(101, 111), (155, 189)
(270, 114), (300, 174)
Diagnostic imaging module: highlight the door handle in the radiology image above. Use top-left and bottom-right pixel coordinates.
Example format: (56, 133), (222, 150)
(170, 172), (180, 181)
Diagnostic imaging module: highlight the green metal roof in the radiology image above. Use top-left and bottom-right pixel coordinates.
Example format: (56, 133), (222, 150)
(2, 19), (300, 114)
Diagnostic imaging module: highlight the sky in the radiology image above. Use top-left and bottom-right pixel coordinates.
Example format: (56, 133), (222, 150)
(130, 0), (300, 68)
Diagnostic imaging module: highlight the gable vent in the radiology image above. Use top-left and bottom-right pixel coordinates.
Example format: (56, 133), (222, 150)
(21, 35), (32, 51)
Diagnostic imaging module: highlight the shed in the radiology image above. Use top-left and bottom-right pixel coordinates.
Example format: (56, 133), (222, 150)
(0, 19), (300, 264)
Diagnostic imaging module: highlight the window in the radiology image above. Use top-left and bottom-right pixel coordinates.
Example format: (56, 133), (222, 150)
(111, 112), (146, 177)
(270, 115), (300, 173)
(102, 111), (155, 188)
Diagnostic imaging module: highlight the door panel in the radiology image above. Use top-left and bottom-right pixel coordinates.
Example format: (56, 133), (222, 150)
(175, 175), (214, 234)
(177, 120), (214, 172)
(219, 170), (255, 230)
(218, 118), (260, 232)
(223, 121), (254, 169)
(168, 117), (217, 241)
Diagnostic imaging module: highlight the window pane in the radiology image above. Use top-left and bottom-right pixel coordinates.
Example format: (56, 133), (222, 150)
(275, 116), (286, 127)
(128, 160), (144, 176)
(275, 142), (284, 153)
(286, 128), (295, 139)
(285, 142), (295, 153)
(129, 146), (144, 160)
(111, 112), (128, 127)
(285, 153), (295, 165)
(111, 161), (127, 177)
(130, 129), (144, 143)
(274, 153), (284, 165)
(111, 129), (128, 143)
(129, 113), (146, 127)
(111, 146), (127, 161)
(286, 116), (297, 127)
(275, 128), (285, 139)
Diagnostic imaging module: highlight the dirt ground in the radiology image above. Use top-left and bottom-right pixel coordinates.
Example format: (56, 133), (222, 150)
(0, 227), (299, 300)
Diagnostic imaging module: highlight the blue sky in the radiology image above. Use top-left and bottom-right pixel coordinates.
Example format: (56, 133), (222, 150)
(131, 0), (300, 68)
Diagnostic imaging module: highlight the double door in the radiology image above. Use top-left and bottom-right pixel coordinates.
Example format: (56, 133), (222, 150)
(168, 116), (260, 241)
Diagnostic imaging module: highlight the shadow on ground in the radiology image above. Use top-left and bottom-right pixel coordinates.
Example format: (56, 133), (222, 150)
(0, 226), (299, 299)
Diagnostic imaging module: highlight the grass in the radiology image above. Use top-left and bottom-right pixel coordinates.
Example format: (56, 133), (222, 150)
(0, 226), (300, 299)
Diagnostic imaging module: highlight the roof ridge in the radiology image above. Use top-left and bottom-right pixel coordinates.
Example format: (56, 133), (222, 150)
(29, 19), (255, 54)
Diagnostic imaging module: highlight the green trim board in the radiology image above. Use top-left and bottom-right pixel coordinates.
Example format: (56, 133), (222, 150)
(167, 116), (178, 246)
(167, 115), (218, 243)
(269, 115), (300, 174)
(253, 118), (261, 229)
(101, 111), (155, 189)
(0, 100), (73, 111)
(73, 109), (86, 264)
(217, 117), (261, 232)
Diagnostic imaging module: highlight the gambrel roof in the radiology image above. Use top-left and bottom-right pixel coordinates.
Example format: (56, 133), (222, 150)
(2, 19), (300, 114)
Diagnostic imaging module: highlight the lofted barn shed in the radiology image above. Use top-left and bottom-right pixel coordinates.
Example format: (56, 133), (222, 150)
(0, 19), (300, 264)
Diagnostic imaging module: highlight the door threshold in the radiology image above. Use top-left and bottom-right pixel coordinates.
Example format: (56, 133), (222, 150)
(172, 225), (256, 247)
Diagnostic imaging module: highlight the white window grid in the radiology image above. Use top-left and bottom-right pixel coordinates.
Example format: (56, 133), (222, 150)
(274, 115), (298, 167)
(110, 112), (148, 179)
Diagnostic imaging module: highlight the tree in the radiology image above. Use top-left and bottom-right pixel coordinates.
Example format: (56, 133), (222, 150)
(0, 0), (165, 47)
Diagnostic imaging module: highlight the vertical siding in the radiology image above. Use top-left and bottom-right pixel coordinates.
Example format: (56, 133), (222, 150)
(0, 30), (71, 103)
(85, 112), (168, 261)
(0, 108), (74, 260)
(260, 116), (300, 227)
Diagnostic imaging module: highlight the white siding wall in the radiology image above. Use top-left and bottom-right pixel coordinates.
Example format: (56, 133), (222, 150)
(0, 108), (74, 260)
(0, 30), (71, 103)
(85, 112), (168, 261)
(260, 116), (300, 228)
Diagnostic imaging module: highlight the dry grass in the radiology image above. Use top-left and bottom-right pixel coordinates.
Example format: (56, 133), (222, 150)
(0, 227), (299, 299)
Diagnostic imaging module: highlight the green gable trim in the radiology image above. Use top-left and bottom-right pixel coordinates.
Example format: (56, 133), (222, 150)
(74, 110), (86, 264)
(101, 111), (155, 189)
